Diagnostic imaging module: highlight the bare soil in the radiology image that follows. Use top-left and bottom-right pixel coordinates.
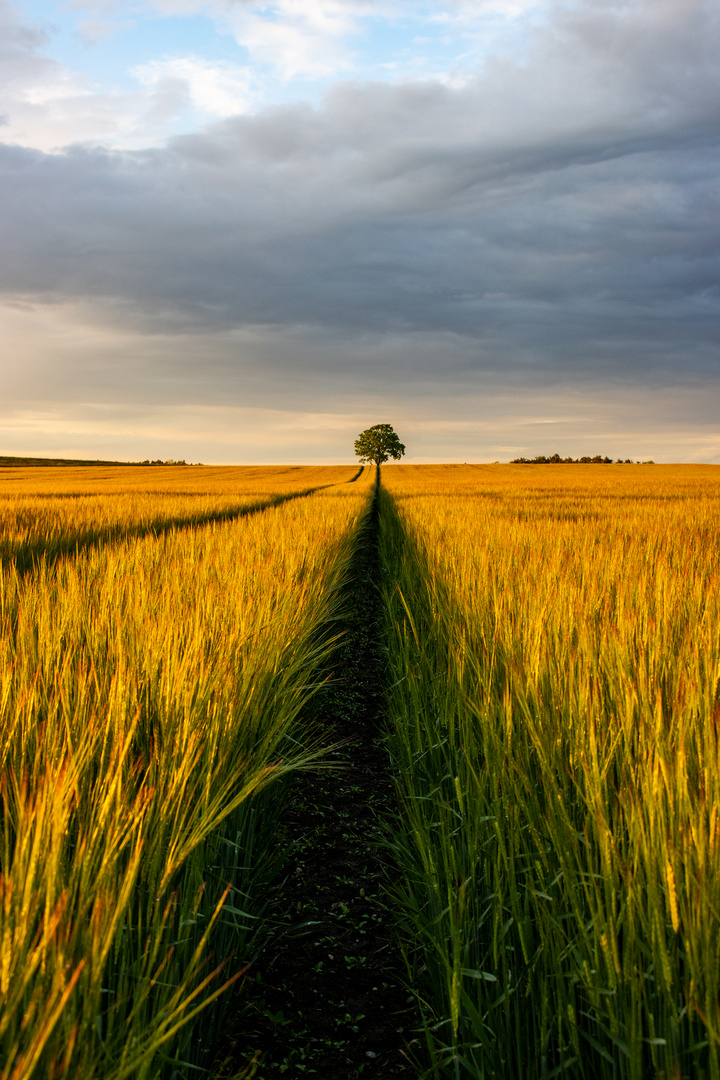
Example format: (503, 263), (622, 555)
(218, 481), (419, 1078)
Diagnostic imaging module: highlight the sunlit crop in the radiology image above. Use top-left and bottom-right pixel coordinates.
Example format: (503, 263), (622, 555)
(0, 465), (372, 1080)
(380, 463), (720, 1079)
(7, 457), (718, 1079)
(0, 464), (357, 573)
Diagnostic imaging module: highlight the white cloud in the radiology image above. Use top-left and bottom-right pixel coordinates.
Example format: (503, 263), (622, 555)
(0, 0), (566, 152)
(0, 3), (257, 148)
(0, 80), (188, 151)
(222, 0), (361, 81)
(77, 0), (374, 81)
(133, 57), (255, 117)
(0, 4), (162, 148)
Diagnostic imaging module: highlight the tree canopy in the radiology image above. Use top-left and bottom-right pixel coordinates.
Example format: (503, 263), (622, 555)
(354, 424), (406, 466)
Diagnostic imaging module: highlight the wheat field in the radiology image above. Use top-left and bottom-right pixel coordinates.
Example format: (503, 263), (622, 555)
(0, 464), (372, 1080)
(0, 465), (358, 573)
(380, 464), (720, 1079)
(3, 460), (719, 1079)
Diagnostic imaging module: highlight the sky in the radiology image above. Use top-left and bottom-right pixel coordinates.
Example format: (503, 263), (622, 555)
(0, 0), (718, 463)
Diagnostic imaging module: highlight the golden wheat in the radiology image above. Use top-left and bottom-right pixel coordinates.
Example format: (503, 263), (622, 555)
(380, 463), (720, 1079)
(0, 465), (373, 1079)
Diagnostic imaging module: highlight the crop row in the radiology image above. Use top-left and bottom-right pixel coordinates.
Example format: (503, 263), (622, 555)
(380, 464), (720, 1079)
(0, 465), (358, 574)
(0, 467), (373, 1080)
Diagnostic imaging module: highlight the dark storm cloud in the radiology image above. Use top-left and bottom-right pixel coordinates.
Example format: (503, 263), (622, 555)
(1, 0), (719, 391)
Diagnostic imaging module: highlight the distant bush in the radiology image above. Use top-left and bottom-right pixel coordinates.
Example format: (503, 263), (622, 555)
(511, 453), (614, 464)
(140, 459), (188, 465)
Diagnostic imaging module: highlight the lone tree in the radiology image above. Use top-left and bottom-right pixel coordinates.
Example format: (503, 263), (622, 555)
(354, 423), (406, 466)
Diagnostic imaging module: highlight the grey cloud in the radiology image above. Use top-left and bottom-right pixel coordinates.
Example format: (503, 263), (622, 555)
(0, 0), (49, 52)
(0, 1), (56, 93)
(1, 0), (719, 399)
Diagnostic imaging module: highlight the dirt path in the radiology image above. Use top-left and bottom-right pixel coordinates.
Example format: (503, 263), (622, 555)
(221, 474), (418, 1078)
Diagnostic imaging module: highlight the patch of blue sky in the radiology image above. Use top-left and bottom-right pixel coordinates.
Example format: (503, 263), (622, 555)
(346, 19), (470, 77)
(348, 7), (542, 83)
(17, 0), (246, 92)
(14, 0), (551, 116)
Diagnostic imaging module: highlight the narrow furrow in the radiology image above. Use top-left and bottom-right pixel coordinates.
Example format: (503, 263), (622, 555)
(220, 471), (418, 1079)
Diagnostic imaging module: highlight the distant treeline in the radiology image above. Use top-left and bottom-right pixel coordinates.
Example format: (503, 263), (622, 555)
(0, 456), (197, 468)
(511, 454), (654, 465)
(138, 459), (191, 466)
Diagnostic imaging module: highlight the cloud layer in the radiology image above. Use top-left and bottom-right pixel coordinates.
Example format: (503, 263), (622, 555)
(1, 0), (719, 460)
